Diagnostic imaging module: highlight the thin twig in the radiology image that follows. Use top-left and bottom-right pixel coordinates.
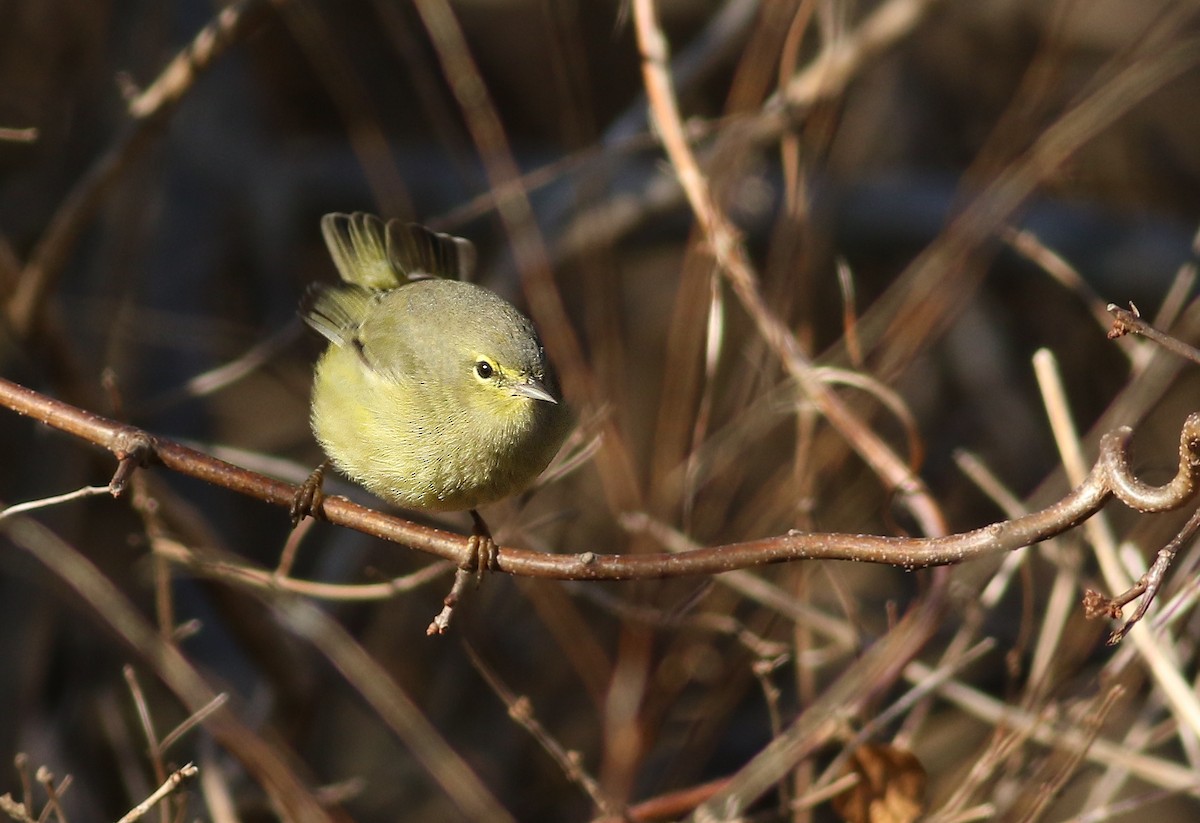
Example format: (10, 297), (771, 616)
(1003, 227), (1126, 342)
(33, 769), (67, 823)
(0, 126), (37, 142)
(114, 764), (198, 823)
(1017, 686), (1125, 822)
(266, 597), (518, 823)
(464, 644), (620, 817)
(159, 696), (229, 753)
(1084, 505), (1200, 643)
(15, 755), (32, 822)
(154, 535), (454, 601)
(6, 0), (268, 338)
(2, 375), (1200, 584)
(906, 660), (1199, 792)
(122, 666), (170, 823)
(425, 567), (473, 635)
(1108, 302), (1200, 365)
(0, 486), (112, 520)
(2, 515), (332, 821)
(633, 0), (947, 542)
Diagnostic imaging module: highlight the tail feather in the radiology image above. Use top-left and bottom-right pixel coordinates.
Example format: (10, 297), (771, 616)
(320, 212), (400, 289)
(386, 221), (476, 282)
(320, 212), (476, 288)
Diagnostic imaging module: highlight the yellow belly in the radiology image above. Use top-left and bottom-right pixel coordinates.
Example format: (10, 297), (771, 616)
(309, 346), (561, 511)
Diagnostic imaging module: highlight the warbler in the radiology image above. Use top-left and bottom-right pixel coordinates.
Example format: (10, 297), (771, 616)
(293, 212), (571, 547)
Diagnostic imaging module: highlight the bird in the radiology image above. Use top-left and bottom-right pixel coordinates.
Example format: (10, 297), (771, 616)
(292, 212), (572, 574)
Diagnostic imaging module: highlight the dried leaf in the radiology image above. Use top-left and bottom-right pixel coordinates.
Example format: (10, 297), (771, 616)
(831, 743), (927, 823)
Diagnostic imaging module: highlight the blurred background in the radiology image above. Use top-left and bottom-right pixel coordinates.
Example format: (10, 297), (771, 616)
(1, 0), (1200, 820)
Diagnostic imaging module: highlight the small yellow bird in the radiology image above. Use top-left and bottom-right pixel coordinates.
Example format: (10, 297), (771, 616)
(293, 212), (572, 559)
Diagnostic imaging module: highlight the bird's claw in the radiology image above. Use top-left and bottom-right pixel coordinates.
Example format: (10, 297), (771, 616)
(290, 462), (329, 526)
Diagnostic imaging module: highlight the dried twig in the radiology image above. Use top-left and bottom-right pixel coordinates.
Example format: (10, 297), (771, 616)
(464, 644), (619, 817)
(1074, 304), (1200, 642)
(2, 374), (1200, 588)
(1, 514), (331, 821)
(1107, 302), (1200, 365)
(114, 764), (198, 823)
(632, 0), (946, 542)
(5, 0), (269, 338)
(0, 126), (37, 142)
(266, 597), (518, 823)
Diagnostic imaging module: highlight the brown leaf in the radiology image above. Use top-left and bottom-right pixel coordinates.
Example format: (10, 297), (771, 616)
(831, 743), (927, 823)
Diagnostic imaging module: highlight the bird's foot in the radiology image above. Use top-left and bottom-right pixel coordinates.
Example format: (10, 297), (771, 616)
(290, 461), (329, 526)
(426, 509), (497, 636)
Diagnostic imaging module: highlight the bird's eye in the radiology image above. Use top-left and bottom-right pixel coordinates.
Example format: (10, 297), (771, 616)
(475, 360), (495, 380)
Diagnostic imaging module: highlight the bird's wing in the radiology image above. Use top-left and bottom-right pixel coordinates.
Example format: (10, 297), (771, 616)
(300, 282), (375, 348)
(304, 283), (427, 381)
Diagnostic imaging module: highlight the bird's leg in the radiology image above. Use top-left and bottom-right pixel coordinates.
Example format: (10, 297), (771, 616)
(290, 460), (330, 526)
(427, 509), (497, 635)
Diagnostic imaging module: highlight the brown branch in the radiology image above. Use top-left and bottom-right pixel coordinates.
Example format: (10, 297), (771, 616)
(5, 0), (269, 339)
(632, 0), (947, 540)
(2, 375), (1200, 584)
(1107, 302), (1200, 366)
(1, 513), (333, 821)
(464, 644), (619, 817)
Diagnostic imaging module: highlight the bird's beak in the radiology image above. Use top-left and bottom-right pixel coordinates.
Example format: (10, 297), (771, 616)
(512, 378), (559, 404)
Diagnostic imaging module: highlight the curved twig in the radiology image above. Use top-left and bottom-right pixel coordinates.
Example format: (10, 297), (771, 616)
(2, 375), (1199, 584)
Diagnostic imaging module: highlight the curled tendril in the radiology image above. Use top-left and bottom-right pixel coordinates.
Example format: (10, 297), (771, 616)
(1080, 413), (1200, 643)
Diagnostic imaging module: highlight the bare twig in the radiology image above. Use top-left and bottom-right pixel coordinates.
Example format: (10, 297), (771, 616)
(153, 534), (453, 600)
(632, 0), (946, 540)
(907, 660), (1199, 793)
(688, 585), (946, 820)
(0, 126), (37, 142)
(266, 597), (518, 823)
(464, 645), (619, 816)
(1003, 227), (1122, 339)
(122, 666), (168, 816)
(14, 756), (32, 822)
(0, 486), (112, 520)
(2, 375), (1200, 586)
(2, 514), (332, 821)
(114, 764), (198, 823)
(33, 768), (67, 823)
(160, 695), (229, 753)
(1108, 302), (1200, 365)
(425, 567), (474, 635)
(1016, 686), (1125, 822)
(5, 0), (269, 338)
(1084, 504), (1200, 643)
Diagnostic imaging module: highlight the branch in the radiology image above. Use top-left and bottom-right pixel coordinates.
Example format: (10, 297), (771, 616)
(632, 0), (947, 539)
(2, 376), (1199, 583)
(4, 0), (269, 339)
(114, 764), (198, 823)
